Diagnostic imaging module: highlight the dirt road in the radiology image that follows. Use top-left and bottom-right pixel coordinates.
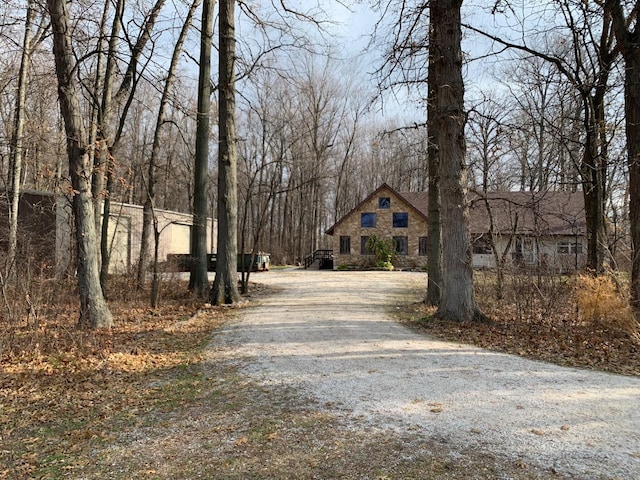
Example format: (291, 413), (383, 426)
(217, 269), (640, 479)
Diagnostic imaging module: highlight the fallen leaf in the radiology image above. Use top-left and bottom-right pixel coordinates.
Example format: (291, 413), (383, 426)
(235, 436), (248, 446)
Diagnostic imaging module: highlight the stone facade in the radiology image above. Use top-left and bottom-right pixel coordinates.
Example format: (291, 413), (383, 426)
(326, 184), (429, 269)
(327, 183), (588, 272)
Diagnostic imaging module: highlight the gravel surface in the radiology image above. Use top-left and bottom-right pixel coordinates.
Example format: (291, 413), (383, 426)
(216, 270), (640, 479)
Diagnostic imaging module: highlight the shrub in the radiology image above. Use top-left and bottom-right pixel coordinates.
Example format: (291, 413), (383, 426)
(574, 274), (639, 342)
(375, 260), (394, 271)
(366, 236), (395, 267)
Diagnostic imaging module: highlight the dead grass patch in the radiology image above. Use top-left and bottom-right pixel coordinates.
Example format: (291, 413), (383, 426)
(413, 272), (640, 376)
(1, 275), (227, 479)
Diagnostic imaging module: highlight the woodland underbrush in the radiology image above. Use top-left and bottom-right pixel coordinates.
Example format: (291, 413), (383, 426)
(418, 269), (640, 376)
(0, 272), (227, 478)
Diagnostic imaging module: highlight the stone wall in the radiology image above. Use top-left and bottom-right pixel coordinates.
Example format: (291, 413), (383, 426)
(330, 187), (429, 269)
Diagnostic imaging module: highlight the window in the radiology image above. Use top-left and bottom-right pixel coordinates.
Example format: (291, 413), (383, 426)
(419, 236), (428, 256)
(557, 242), (569, 254)
(339, 236), (351, 254)
(361, 212), (376, 228)
(361, 236), (372, 255)
(557, 241), (583, 255)
(393, 212), (409, 228)
(473, 236), (492, 254)
(393, 236), (408, 255)
(379, 197), (391, 209)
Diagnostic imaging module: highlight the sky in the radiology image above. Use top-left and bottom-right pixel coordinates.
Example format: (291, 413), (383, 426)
(305, 1), (504, 118)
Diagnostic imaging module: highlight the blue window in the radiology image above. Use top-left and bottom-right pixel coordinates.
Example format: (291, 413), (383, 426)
(361, 212), (376, 228)
(379, 197), (391, 209)
(393, 212), (408, 228)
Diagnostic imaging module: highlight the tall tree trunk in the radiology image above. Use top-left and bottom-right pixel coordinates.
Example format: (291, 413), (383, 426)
(47, 0), (113, 328)
(7, 2), (36, 277)
(95, 0), (165, 294)
(139, 0), (200, 290)
(607, 0), (640, 310)
(431, 0), (486, 322)
(581, 98), (607, 275)
(190, 0), (215, 297)
(624, 57), (640, 311)
(92, 0), (123, 233)
(580, 14), (614, 275)
(211, 0), (240, 304)
(426, 20), (442, 307)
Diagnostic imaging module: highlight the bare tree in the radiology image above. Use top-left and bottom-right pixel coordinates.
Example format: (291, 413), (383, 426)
(210, 0), (240, 304)
(97, 0), (167, 296)
(7, 0), (46, 277)
(189, 0), (214, 298)
(467, 99), (512, 192)
(606, 0), (640, 311)
(47, 0), (113, 328)
(139, 0), (201, 292)
(431, 0), (486, 322)
(467, 0), (617, 273)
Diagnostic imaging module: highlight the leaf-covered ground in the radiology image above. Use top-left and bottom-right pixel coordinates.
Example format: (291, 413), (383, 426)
(1, 272), (637, 479)
(0, 277), (230, 478)
(412, 272), (640, 377)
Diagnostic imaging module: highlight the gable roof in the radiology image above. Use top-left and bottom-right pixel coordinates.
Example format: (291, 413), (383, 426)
(325, 183), (428, 235)
(327, 183), (586, 237)
(467, 191), (586, 236)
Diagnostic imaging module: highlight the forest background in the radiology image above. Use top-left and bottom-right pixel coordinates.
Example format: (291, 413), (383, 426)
(2, 0), (631, 271)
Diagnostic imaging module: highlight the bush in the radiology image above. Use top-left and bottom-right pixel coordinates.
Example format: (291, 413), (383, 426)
(375, 260), (394, 271)
(575, 274), (639, 341)
(366, 236), (395, 268)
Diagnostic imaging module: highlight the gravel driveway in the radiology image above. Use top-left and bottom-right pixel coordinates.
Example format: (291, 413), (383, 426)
(217, 269), (640, 479)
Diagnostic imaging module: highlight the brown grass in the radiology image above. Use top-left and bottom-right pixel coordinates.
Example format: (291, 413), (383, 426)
(416, 271), (640, 376)
(575, 273), (639, 341)
(1, 275), (228, 479)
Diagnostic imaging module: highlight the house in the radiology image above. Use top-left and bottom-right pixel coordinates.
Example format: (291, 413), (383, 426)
(466, 191), (586, 271)
(325, 184), (587, 272)
(326, 184), (430, 269)
(1, 191), (217, 275)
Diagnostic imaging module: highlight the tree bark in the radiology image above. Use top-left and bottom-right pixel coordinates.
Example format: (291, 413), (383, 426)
(607, 0), (640, 310)
(211, 0), (241, 304)
(431, 0), (486, 322)
(47, 0), (113, 328)
(190, 0), (215, 298)
(7, 2), (36, 277)
(426, 17), (442, 307)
